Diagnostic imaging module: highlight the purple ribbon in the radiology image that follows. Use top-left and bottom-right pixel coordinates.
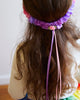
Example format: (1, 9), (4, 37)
(46, 31), (55, 100)
(46, 30), (61, 100)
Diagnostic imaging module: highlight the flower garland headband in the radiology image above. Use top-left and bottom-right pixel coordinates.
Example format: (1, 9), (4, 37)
(23, 0), (75, 100)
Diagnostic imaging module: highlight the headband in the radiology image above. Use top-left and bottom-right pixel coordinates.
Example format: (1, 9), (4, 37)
(23, 0), (75, 100)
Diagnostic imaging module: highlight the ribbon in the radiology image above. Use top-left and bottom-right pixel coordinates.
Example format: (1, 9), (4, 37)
(46, 30), (61, 100)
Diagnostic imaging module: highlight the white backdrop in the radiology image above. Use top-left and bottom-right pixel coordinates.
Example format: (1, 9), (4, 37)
(0, 0), (80, 85)
(0, 0), (26, 85)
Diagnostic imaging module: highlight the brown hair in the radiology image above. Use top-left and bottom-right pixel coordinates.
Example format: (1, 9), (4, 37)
(15, 0), (80, 99)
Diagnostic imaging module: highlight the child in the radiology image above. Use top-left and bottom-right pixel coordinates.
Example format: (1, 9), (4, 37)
(8, 0), (80, 100)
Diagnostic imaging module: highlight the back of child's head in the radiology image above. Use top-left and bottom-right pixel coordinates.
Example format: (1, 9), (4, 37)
(23, 0), (72, 22)
(16, 0), (80, 100)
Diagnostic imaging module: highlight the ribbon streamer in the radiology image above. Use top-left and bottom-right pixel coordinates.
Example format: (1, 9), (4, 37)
(55, 32), (61, 100)
(46, 30), (55, 100)
(46, 30), (61, 100)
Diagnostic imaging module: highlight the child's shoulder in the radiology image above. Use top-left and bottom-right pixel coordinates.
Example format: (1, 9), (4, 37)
(8, 41), (28, 100)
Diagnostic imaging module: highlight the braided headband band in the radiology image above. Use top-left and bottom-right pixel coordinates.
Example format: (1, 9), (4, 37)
(23, 0), (75, 100)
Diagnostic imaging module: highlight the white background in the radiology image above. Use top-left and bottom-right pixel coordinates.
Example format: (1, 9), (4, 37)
(0, 0), (80, 85)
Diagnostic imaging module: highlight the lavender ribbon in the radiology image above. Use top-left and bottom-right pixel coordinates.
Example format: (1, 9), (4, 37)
(55, 31), (61, 100)
(46, 30), (55, 100)
(46, 30), (62, 100)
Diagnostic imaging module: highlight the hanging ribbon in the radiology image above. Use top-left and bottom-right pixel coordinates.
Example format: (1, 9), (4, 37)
(46, 30), (55, 100)
(55, 31), (62, 100)
(46, 29), (61, 100)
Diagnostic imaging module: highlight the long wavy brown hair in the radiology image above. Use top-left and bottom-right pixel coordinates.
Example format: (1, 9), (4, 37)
(15, 0), (80, 99)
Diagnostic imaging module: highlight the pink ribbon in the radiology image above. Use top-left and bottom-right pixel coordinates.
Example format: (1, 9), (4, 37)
(46, 30), (61, 100)
(55, 31), (61, 100)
